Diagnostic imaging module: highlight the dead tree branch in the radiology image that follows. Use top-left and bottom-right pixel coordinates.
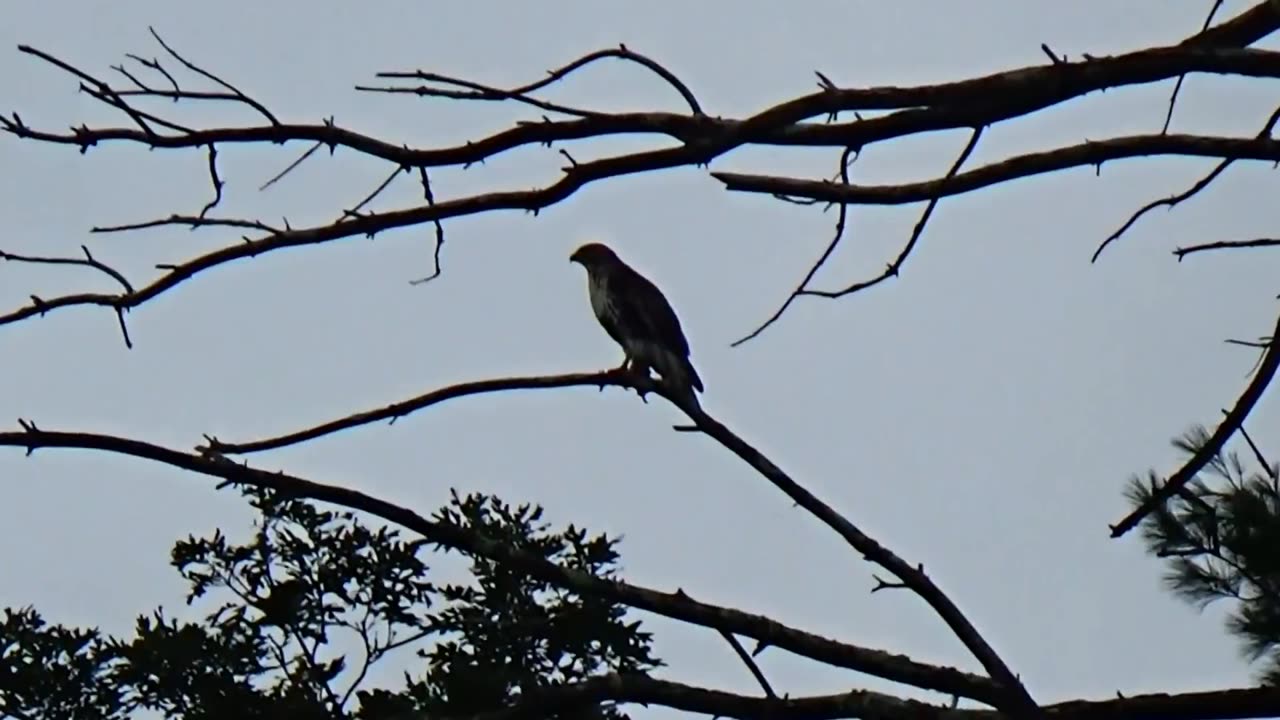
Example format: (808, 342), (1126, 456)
(1175, 237), (1280, 259)
(0, 405), (1002, 706)
(3, 33), (1280, 340)
(203, 368), (1037, 713)
(466, 677), (1280, 720)
(1111, 306), (1280, 537)
(719, 629), (777, 699)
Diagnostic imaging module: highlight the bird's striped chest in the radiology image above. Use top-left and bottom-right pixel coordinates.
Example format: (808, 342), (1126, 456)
(587, 272), (615, 321)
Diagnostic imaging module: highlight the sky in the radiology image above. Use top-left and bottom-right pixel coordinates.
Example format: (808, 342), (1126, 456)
(1, 0), (1278, 715)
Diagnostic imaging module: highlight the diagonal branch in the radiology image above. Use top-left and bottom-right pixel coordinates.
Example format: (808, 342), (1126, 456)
(805, 124), (985, 299)
(729, 146), (858, 348)
(719, 630), (777, 698)
(1111, 306), (1280, 538)
(1160, 1), (1228, 134)
(0, 405), (1003, 705)
(206, 369), (1036, 713)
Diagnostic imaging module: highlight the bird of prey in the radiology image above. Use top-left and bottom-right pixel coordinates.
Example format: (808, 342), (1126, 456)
(569, 242), (704, 405)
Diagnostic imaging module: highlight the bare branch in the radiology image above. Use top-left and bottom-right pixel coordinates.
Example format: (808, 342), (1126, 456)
(469, 673), (952, 720)
(0, 246), (133, 293)
(203, 371), (629, 455)
(1093, 103), (1280, 261)
(0, 406), (1003, 704)
(146, 26), (279, 125)
(1160, 1), (1228, 134)
(1111, 306), (1280, 537)
(368, 44), (704, 116)
(408, 166), (446, 286)
(731, 146), (858, 348)
(1175, 237), (1280, 259)
(804, 124), (985, 302)
(716, 134), (1280, 208)
(469, 675), (1280, 720)
(259, 138), (325, 192)
(470, 678), (1280, 720)
(199, 143), (224, 218)
(719, 630), (777, 699)
(341, 165), (406, 221)
(204, 367), (1036, 712)
(90, 215), (281, 235)
(1236, 419), (1278, 482)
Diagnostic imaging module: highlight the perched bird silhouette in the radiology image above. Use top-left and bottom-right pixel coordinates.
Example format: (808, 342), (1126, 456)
(569, 242), (704, 405)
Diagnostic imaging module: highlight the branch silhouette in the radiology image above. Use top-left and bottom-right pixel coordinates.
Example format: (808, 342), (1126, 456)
(469, 677), (1280, 720)
(5, 6), (1280, 716)
(203, 368), (1036, 712)
(1110, 306), (1280, 537)
(3, 16), (1280, 340)
(0, 411), (1000, 705)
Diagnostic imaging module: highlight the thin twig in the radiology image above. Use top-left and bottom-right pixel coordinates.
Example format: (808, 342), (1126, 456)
(1175, 237), (1280, 259)
(199, 144), (224, 218)
(369, 44), (703, 116)
(259, 139), (325, 191)
(0, 246), (133, 293)
(1093, 102), (1280, 262)
(342, 165), (406, 220)
(731, 145), (858, 347)
(1161, 1), (1226, 133)
(148, 26), (279, 125)
(91, 215), (280, 235)
(807, 125), (985, 300)
(409, 167), (447, 286)
(719, 630), (777, 698)
(1233, 418), (1277, 481)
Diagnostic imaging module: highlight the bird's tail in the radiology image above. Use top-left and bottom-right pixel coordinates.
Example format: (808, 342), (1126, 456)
(655, 351), (704, 408)
(683, 357), (704, 393)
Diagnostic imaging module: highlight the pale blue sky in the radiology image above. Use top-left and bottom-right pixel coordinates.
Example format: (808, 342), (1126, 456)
(1, 0), (1276, 714)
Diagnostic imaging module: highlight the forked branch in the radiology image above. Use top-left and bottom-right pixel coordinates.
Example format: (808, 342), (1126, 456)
(203, 368), (1036, 713)
(0, 403), (1001, 706)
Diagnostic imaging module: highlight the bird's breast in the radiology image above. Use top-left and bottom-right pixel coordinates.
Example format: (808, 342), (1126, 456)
(587, 273), (613, 320)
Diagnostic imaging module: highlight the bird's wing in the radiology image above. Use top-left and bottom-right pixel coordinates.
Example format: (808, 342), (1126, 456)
(612, 263), (692, 357)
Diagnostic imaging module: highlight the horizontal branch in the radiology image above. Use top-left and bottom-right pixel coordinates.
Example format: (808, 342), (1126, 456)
(480, 673), (957, 720)
(3, 34), (1280, 337)
(0, 379), (1002, 706)
(1175, 237), (1280, 259)
(10, 130), (1274, 339)
(713, 134), (1280, 207)
(14, 46), (1280, 168)
(479, 675), (1280, 720)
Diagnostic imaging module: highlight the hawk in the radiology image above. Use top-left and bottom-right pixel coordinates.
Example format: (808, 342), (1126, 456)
(570, 242), (704, 405)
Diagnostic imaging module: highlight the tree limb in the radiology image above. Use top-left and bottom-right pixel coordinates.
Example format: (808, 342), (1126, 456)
(0, 398), (1002, 706)
(465, 676), (1280, 720)
(205, 368), (1035, 712)
(1111, 306), (1280, 537)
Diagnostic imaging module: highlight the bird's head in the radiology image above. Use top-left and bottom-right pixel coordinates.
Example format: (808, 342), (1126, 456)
(569, 242), (619, 270)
